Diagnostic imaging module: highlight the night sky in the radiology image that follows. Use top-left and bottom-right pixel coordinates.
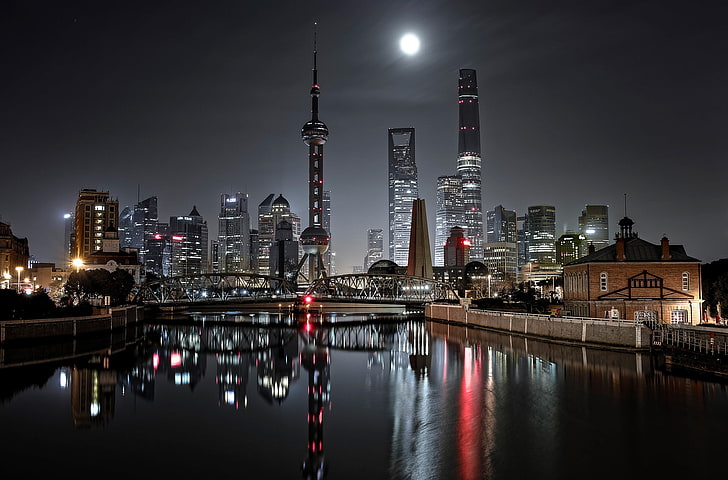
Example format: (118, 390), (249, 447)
(2, 0), (727, 272)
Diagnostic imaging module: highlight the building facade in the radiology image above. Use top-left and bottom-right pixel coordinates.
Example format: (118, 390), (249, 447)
(525, 205), (557, 265)
(563, 217), (703, 324)
(0, 221), (30, 289)
(72, 188), (119, 261)
(483, 241), (517, 291)
(556, 232), (588, 266)
(363, 228), (384, 271)
(456, 69), (484, 262)
(168, 206), (208, 277)
(578, 204), (609, 251)
(435, 175), (464, 267)
(388, 127), (418, 266)
(443, 226), (470, 267)
(486, 205), (517, 244)
(218, 192), (251, 272)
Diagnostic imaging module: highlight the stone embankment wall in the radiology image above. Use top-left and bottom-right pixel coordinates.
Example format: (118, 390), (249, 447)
(0, 305), (144, 343)
(426, 303), (651, 350)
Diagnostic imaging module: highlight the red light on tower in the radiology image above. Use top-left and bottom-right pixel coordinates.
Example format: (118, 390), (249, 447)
(304, 295), (314, 304)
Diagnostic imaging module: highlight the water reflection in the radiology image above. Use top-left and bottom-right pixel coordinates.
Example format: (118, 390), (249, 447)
(2, 312), (728, 479)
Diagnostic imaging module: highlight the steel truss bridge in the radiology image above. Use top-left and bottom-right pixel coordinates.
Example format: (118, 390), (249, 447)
(134, 273), (459, 306)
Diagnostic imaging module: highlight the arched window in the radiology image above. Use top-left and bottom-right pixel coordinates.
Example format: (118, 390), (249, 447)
(600, 272), (608, 291)
(682, 272), (690, 291)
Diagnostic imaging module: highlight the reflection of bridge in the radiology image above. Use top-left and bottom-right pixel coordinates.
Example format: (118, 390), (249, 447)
(147, 315), (425, 353)
(134, 273), (459, 306)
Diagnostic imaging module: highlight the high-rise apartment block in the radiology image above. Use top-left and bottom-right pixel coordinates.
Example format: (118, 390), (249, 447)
(388, 127), (418, 266)
(578, 204), (609, 251)
(456, 69), (484, 262)
(218, 192), (251, 272)
(435, 175), (464, 267)
(71, 188), (119, 261)
(363, 228), (384, 271)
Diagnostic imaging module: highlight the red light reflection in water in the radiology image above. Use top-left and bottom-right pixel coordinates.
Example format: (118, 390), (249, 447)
(458, 345), (482, 480)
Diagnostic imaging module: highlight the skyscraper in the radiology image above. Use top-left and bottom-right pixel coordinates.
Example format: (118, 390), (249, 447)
(72, 188), (119, 261)
(63, 213), (73, 267)
(388, 127), (418, 266)
(257, 193), (276, 275)
(363, 228), (384, 271)
(168, 206), (208, 277)
(456, 69), (484, 262)
(578, 204), (609, 251)
(298, 29), (330, 282)
(435, 175), (464, 267)
(322, 190), (334, 275)
(526, 205), (557, 265)
(486, 205), (517, 244)
(218, 192), (251, 272)
(443, 226), (470, 267)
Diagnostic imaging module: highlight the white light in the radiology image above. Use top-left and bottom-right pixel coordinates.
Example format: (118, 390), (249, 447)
(63, 213), (71, 219)
(400, 33), (420, 55)
(586, 229), (595, 235)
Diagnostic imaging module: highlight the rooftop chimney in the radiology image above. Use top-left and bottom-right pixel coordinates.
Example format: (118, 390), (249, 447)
(588, 242), (595, 255)
(616, 235), (626, 261)
(661, 235), (671, 261)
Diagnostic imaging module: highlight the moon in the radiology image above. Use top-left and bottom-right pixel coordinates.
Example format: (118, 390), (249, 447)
(399, 33), (420, 55)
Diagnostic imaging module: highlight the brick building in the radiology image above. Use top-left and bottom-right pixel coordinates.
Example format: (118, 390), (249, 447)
(0, 221), (30, 289)
(562, 217), (703, 324)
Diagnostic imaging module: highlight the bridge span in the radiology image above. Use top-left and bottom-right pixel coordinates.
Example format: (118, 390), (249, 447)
(134, 272), (460, 309)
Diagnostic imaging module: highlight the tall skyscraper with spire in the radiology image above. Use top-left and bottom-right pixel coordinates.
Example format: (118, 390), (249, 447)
(388, 127), (418, 266)
(456, 69), (484, 262)
(298, 25), (330, 283)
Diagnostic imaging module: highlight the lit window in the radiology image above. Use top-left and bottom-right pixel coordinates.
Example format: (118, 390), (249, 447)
(600, 272), (608, 291)
(670, 309), (688, 324)
(94, 205), (105, 211)
(682, 272), (690, 291)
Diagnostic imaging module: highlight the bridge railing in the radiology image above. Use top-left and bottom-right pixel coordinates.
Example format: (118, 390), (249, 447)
(304, 274), (460, 304)
(134, 273), (298, 304)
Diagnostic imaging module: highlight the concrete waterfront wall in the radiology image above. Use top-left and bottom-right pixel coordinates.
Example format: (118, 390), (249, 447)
(0, 305), (145, 343)
(426, 303), (651, 350)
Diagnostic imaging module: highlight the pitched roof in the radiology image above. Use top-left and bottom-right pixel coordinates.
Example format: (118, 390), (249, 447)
(565, 236), (700, 266)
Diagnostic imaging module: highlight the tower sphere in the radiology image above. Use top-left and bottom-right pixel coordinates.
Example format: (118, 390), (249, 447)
(302, 119), (328, 146)
(300, 225), (330, 255)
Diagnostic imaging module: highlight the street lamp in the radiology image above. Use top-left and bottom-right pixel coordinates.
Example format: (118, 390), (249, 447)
(15, 266), (24, 293)
(72, 258), (84, 273)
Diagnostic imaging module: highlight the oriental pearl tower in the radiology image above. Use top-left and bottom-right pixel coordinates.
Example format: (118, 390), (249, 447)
(297, 24), (330, 284)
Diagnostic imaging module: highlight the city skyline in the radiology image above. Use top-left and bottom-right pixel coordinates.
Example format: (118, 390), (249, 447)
(2, 0), (726, 271)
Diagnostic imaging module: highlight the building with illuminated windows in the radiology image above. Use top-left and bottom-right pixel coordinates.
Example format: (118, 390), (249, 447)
(486, 205), (517, 244)
(71, 188), (119, 262)
(483, 241), (517, 290)
(578, 204), (609, 251)
(556, 231), (588, 266)
(363, 228), (384, 271)
(218, 192), (251, 272)
(168, 206), (208, 277)
(0, 221), (29, 289)
(456, 69), (484, 262)
(435, 175), (464, 266)
(525, 205), (557, 265)
(388, 127), (418, 266)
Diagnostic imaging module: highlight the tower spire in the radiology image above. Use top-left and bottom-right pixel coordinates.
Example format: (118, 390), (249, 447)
(298, 22), (330, 284)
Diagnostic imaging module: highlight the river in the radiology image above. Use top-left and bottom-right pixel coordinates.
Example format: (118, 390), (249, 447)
(0, 309), (726, 479)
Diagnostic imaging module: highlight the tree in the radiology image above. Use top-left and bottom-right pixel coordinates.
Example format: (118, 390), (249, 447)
(64, 268), (135, 306)
(703, 259), (728, 320)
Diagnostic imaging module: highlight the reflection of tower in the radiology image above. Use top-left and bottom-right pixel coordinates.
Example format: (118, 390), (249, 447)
(301, 323), (331, 479)
(298, 26), (330, 284)
(216, 352), (251, 409)
(71, 367), (116, 428)
(257, 329), (300, 404)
